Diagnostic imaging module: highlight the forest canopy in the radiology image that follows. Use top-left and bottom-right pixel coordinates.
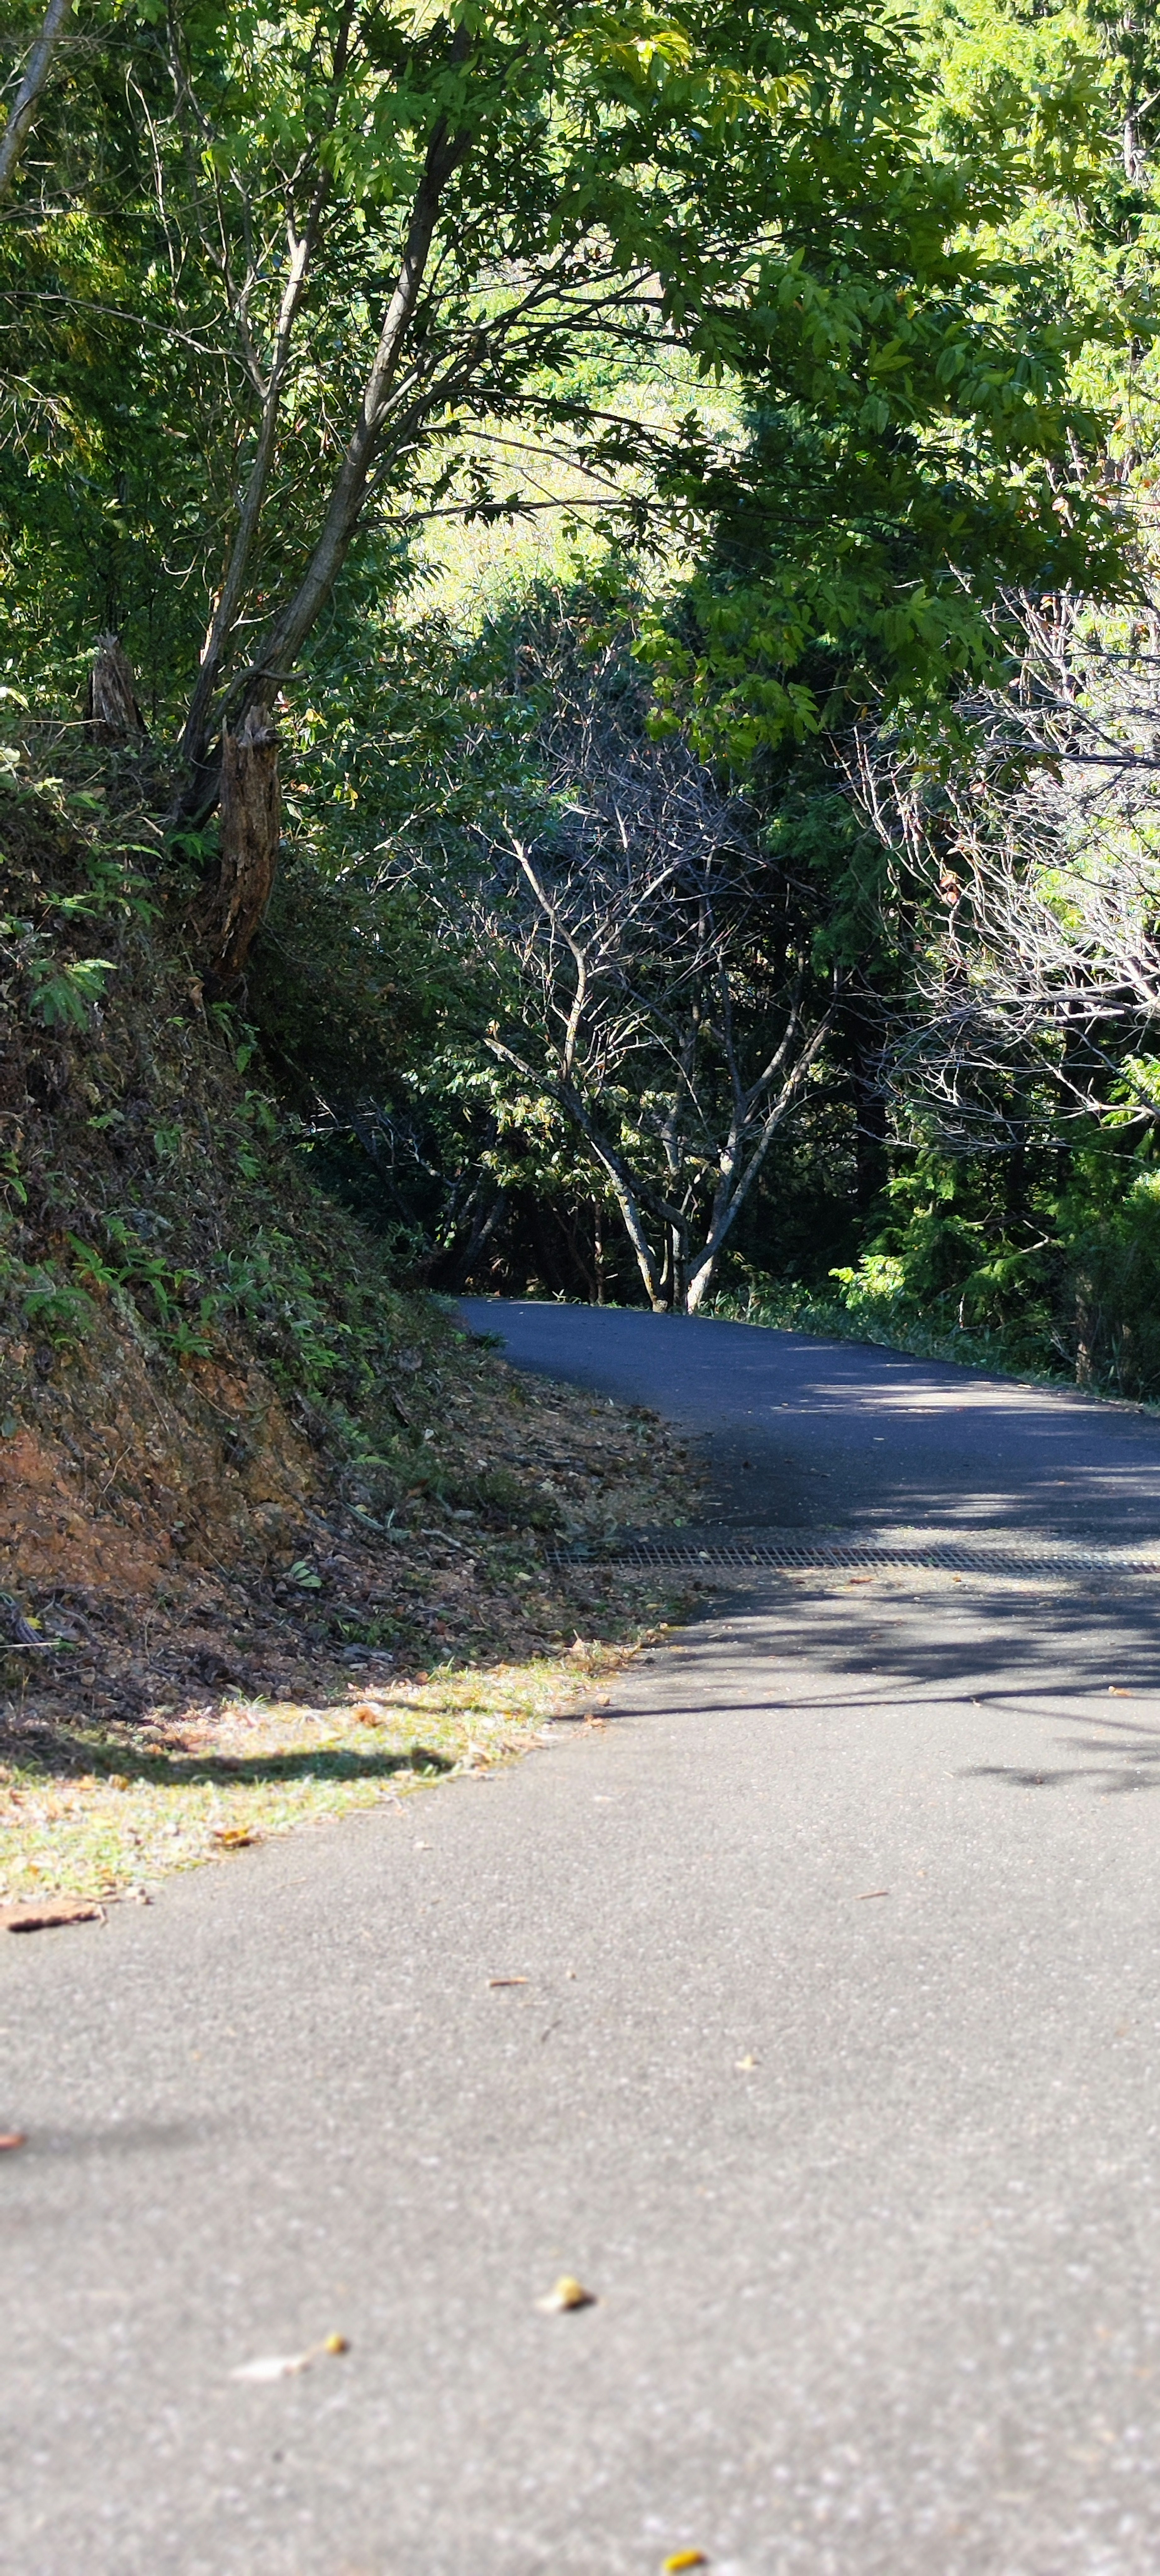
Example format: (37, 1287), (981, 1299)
(3, 0), (1160, 1389)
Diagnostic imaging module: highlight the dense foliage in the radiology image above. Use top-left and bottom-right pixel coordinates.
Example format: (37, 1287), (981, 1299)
(3, 0), (1160, 1391)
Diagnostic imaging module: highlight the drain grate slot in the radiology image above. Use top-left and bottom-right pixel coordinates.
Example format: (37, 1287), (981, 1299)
(555, 1537), (1160, 1577)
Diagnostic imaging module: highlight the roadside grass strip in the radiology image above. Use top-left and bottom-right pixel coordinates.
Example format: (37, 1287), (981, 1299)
(0, 1638), (646, 1904)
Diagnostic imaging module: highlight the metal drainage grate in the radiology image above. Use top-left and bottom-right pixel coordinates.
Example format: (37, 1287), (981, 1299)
(554, 1536), (1160, 1577)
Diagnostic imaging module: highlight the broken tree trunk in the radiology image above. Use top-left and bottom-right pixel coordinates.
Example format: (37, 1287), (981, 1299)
(86, 634), (147, 741)
(201, 710), (280, 991)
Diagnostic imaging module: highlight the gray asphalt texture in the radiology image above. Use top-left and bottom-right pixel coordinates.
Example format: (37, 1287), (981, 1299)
(7, 1306), (1160, 2576)
(460, 1298), (1160, 1539)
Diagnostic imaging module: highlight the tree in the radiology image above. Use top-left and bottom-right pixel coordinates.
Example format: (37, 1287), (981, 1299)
(413, 615), (836, 1311)
(0, 0), (74, 203)
(5, 2), (1125, 765)
(854, 586), (1160, 1151)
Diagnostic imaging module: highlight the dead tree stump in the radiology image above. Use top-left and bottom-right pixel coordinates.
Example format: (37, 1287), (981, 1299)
(202, 709), (281, 991)
(86, 633), (147, 739)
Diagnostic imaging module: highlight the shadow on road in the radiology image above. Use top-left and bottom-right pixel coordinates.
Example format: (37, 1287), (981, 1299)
(462, 1299), (1160, 1541)
(600, 1568), (1160, 1799)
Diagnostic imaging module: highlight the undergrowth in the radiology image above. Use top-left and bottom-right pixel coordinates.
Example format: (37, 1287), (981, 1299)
(0, 749), (708, 1898)
(708, 1264), (1160, 1414)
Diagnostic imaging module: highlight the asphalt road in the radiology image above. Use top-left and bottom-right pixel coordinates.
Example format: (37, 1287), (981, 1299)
(460, 1298), (1160, 1540)
(8, 1308), (1160, 2575)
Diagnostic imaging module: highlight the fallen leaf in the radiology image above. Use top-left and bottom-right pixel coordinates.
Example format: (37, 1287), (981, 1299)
(856, 1889), (890, 1901)
(1108, 1686), (1133, 1698)
(231, 2333), (348, 2383)
(213, 1827), (257, 1850)
(735, 2053), (757, 2071)
(1, 1897), (105, 1933)
(663, 2553), (709, 2571)
(846, 1576), (873, 1586)
(488, 1976), (528, 1988)
(0, 2131), (26, 2151)
(537, 2274), (596, 2312)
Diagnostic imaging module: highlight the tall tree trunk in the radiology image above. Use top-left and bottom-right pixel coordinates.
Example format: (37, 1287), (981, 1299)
(176, 88), (469, 827)
(837, 1002), (889, 1213)
(179, 2), (354, 780)
(179, 191), (326, 777)
(0, 0), (73, 201)
(683, 1014), (835, 1312)
(200, 710), (280, 991)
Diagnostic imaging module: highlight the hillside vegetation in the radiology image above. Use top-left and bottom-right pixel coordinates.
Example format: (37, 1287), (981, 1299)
(3, 0), (1160, 1889)
(0, 764), (703, 1898)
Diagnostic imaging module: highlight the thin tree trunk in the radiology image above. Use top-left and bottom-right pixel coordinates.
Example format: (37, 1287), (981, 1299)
(179, 3), (354, 780)
(179, 192), (326, 777)
(200, 709), (280, 989)
(602, 1167), (666, 1308)
(0, 0), (73, 201)
(176, 93), (470, 824)
(557, 1091), (666, 1307)
(243, 115), (466, 703)
(683, 1016), (834, 1312)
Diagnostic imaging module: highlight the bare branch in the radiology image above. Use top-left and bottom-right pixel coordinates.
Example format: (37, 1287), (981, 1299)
(409, 617), (835, 1308)
(852, 587), (1160, 1148)
(0, 0), (73, 204)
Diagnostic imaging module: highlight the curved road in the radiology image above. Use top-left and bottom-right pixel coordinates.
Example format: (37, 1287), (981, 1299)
(460, 1298), (1160, 1541)
(7, 1307), (1160, 2575)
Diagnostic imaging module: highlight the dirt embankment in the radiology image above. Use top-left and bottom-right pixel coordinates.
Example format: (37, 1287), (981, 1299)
(0, 764), (703, 1767)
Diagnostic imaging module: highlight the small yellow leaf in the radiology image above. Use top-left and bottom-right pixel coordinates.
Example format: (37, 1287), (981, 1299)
(537, 2274), (596, 2312)
(735, 2053), (757, 2071)
(663, 2553), (708, 2571)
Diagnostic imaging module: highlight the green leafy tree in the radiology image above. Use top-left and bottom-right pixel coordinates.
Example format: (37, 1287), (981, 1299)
(2, 2), (1130, 767)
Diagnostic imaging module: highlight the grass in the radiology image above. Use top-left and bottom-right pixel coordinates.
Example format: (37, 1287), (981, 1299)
(0, 1616), (687, 1903)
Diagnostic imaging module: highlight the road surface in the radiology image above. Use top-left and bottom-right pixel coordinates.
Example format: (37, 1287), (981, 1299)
(7, 1305), (1160, 2575)
(460, 1298), (1160, 1541)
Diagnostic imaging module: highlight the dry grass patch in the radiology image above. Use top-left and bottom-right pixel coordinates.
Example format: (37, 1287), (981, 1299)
(0, 1606), (698, 1905)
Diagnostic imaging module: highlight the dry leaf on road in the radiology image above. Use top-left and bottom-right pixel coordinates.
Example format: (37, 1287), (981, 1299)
(663, 2553), (709, 2570)
(213, 1827), (258, 1850)
(1, 1897), (105, 1933)
(0, 2130), (26, 2151)
(537, 2275), (596, 2313)
(488, 1976), (528, 1988)
(230, 2333), (348, 2383)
